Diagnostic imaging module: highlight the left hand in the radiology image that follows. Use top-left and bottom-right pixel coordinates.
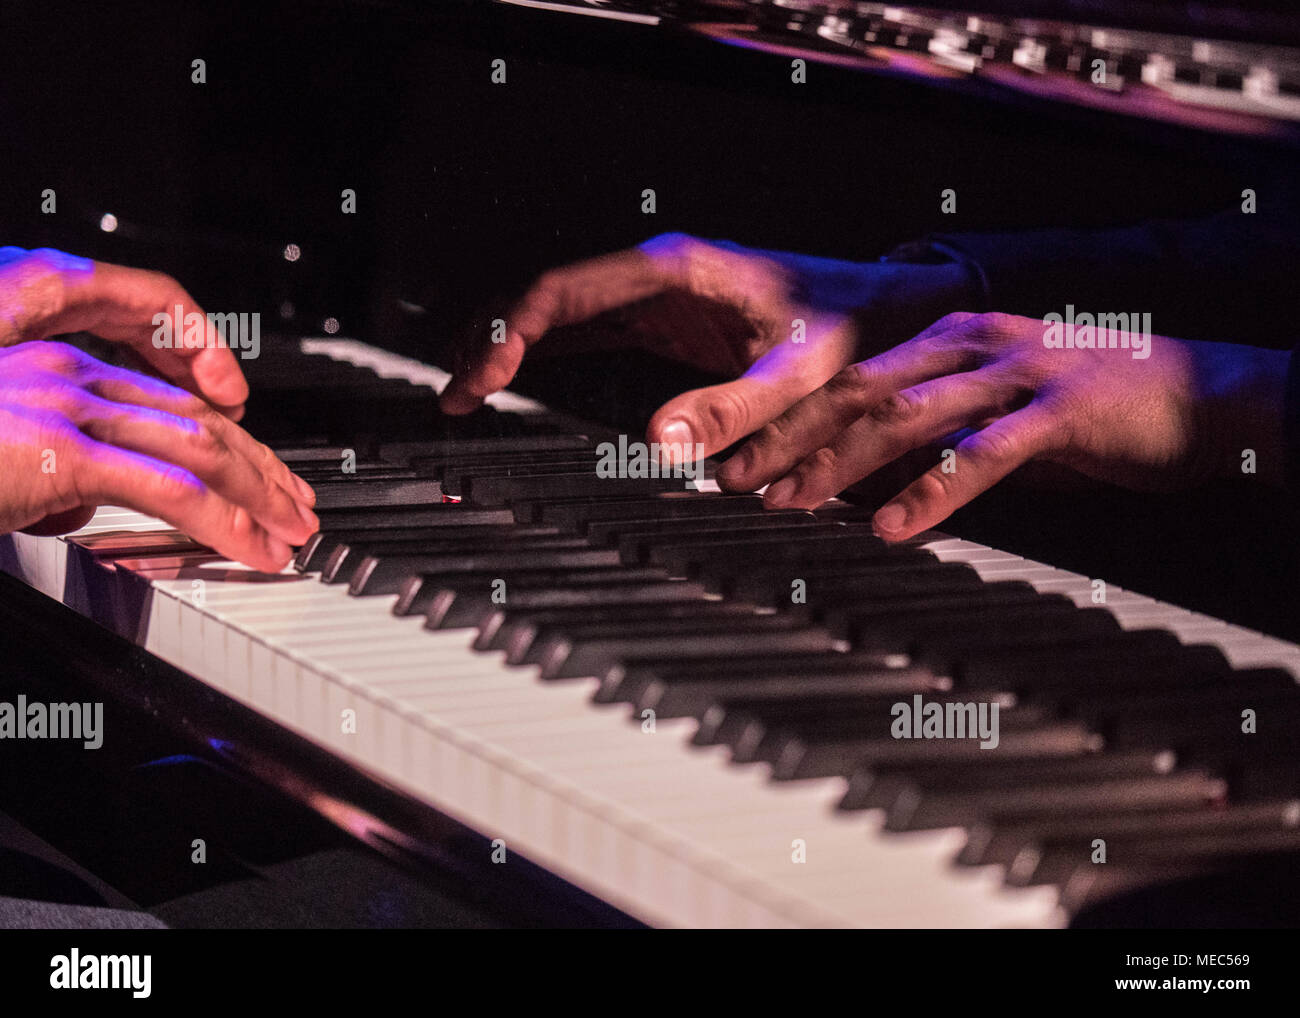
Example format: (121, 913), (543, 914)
(716, 311), (1288, 540)
(0, 247), (249, 419)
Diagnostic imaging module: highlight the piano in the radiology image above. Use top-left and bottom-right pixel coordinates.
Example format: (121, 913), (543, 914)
(5, 334), (1300, 928)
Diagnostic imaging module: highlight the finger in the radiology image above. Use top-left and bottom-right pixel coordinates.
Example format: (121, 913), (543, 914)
(74, 441), (296, 573)
(440, 246), (666, 414)
(760, 371), (1018, 508)
(871, 402), (1060, 541)
(52, 260), (250, 411)
(19, 506), (97, 535)
(718, 329), (983, 490)
(83, 363), (315, 506)
(441, 233), (792, 414)
(73, 394), (317, 546)
(645, 313), (859, 463)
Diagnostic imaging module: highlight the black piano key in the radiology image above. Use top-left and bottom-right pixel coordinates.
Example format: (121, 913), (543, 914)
(465, 471), (693, 506)
(408, 448), (602, 473)
(377, 434), (593, 463)
(273, 442), (378, 464)
(884, 766), (1224, 832)
(842, 747), (1178, 813)
(483, 600), (758, 655)
(845, 602), (1122, 659)
(348, 546), (624, 596)
(309, 505), (513, 530)
(693, 690), (1024, 759)
(585, 509), (814, 548)
(297, 521), (567, 573)
(945, 635), (1226, 690)
(766, 720), (1098, 781)
(529, 493), (765, 527)
(320, 530), (586, 583)
(309, 477), (443, 510)
(960, 799), (1300, 869)
(432, 579), (708, 633)
(706, 556), (978, 602)
(614, 518), (835, 563)
(1097, 682), (1300, 752)
(531, 619), (838, 679)
(602, 655), (938, 718)
(732, 564), (988, 608)
(394, 565), (673, 617)
(1013, 823), (1300, 891)
(291, 463), (428, 482)
(646, 526), (893, 573)
(439, 457), (608, 496)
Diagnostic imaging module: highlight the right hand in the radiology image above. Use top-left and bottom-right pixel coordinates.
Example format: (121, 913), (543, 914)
(440, 233), (976, 460)
(0, 341), (317, 572)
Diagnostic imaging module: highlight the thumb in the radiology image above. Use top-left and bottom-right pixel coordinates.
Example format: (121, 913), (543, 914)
(646, 337), (843, 463)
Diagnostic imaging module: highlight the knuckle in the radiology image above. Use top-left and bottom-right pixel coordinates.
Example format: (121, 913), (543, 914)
(867, 390), (923, 428)
(931, 311), (979, 333)
(701, 386), (752, 441)
(176, 393), (211, 419)
(965, 311), (1017, 337)
(806, 444), (839, 479)
(188, 420), (225, 460)
(966, 426), (1019, 464)
(914, 468), (955, 504)
(25, 341), (84, 377)
(27, 248), (66, 272)
(149, 464), (204, 505)
(826, 362), (878, 408)
(530, 269), (563, 298)
(639, 231), (695, 261)
(225, 505), (258, 545)
(40, 423), (91, 504)
(829, 361), (873, 393)
(755, 413), (794, 450)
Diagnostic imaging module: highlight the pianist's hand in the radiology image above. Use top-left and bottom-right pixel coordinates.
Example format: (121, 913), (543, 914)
(717, 312), (1288, 540)
(0, 247), (249, 419)
(440, 233), (973, 459)
(0, 341), (318, 572)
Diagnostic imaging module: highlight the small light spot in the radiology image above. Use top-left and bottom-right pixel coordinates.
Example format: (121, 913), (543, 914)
(99, 213), (118, 233)
(323, 317), (340, 334)
(279, 300), (295, 320)
(283, 243), (302, 262)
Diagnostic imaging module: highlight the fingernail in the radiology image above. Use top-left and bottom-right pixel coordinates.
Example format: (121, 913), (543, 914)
(658, 419), (694, 464)
(765, 477), (796, 507)
(716, 445), (753, 488)
(291, 472), (316, 504)
(297, 499), (319, 534)
(873, 503), (907, 536)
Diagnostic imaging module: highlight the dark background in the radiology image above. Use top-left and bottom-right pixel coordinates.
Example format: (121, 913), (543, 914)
(1, 0), (1298, 639)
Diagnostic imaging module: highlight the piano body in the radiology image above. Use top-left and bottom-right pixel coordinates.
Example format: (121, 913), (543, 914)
(2, 0), (1300, 929)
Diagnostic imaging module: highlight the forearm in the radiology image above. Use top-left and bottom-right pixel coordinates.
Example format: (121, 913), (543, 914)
(922, 211), (1300, 347)
(1197, 340), (1289, 488)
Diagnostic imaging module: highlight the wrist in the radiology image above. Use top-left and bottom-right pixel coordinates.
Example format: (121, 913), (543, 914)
(1200, 341), (1288, 487)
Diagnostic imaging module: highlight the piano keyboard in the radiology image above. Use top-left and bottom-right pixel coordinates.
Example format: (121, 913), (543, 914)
(5, 336), (1300, 928)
